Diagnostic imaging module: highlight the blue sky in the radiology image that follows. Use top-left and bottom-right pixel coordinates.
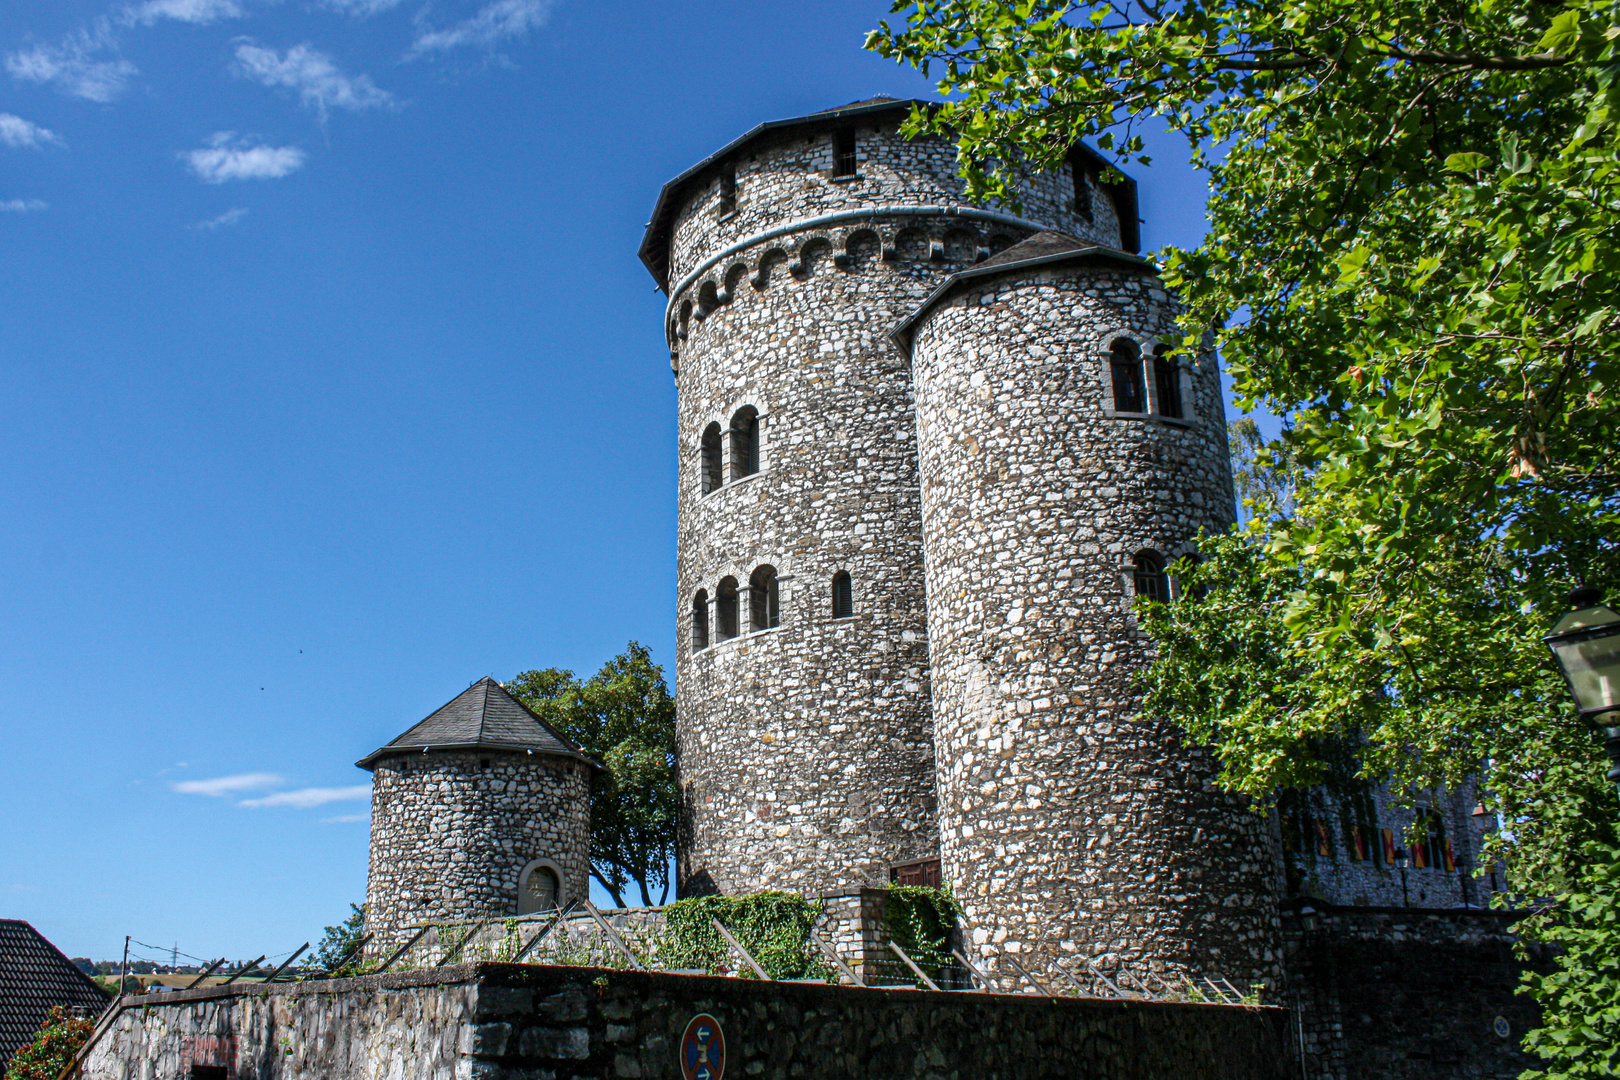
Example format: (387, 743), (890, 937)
(0, 0), (1226, 964)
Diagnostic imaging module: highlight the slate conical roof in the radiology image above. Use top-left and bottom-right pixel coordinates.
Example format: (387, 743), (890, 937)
(356, 678), (599, 770)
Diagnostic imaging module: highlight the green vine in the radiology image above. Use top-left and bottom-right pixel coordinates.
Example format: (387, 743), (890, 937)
(662, 891), (830, 980)
(883, 885), (960, 982)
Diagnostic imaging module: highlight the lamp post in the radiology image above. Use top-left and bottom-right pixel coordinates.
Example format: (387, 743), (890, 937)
(1394, 848), (1411, 908)
(1543, 586), (1620, 806)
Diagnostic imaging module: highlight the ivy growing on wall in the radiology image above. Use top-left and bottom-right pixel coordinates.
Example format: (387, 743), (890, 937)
(662, 891), (829, 980)
(883, 885), (960, 979)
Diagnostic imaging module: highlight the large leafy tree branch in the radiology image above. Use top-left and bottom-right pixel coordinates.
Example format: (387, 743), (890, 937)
(508, 643), (678, 908)
(872, 3), (1619, 1071)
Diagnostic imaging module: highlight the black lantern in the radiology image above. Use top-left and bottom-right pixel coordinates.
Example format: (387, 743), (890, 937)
(1544, 586), (1620, 787)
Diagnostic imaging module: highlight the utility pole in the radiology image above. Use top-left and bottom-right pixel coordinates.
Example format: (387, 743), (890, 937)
(120, 936), (130, 995)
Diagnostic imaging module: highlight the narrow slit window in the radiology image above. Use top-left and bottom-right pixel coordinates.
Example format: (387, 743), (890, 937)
(729, 407), (759, 481)
(1072, 158), (1093, 222)
(1153, 346), (1183, 419)
(700, 423), (723, 494)
(749, 565), (780, 632)
(717, 165), (736, 215)
(1110, 339), (1146, 413)
(716, 577), (739, 641)
(1133, 550), (1168, 604)
(832, 128), (857, 177)
(831, 570), (853, 619)
(691, 589), (710, 652)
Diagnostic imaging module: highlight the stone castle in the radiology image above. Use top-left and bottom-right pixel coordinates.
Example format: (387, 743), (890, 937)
(349, 98), (1528, 1075)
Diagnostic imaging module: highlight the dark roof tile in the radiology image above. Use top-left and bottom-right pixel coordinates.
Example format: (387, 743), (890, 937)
(356, 678), (600, 770)
(0, 920), (110, 1064)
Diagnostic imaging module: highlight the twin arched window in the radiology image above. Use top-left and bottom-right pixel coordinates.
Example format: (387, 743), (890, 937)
(700, 407), (761, 495)
(1133, 550), (1170, 603)
(1110, 339), (1184, 418)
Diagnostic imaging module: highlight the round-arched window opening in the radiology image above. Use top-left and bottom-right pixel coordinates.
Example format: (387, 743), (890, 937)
(517, 860), (562, 915)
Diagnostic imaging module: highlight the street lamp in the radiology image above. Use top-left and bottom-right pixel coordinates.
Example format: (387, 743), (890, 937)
(1543, 586), (1620, 797)
(1393, 848), (1411, 908)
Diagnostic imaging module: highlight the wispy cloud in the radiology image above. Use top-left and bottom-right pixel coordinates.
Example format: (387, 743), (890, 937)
(408, 0), (554, 56)
(0, 113), (65, 149)
(5, 24), (137, 103)
(123, 0), (245, 25)
(0, 199), (49, 212)
(233, 43), (394, 119)
(323, 0), (407, 15)
(173, 771), (284, 796)
(240, 785), (371, 809)
(194, 206), (248, 229)
(184, 132), (305, 183)
(320, 813), (369, 823)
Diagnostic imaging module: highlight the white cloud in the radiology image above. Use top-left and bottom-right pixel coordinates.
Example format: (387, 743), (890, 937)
(195, 206), (248, 229)
(0, 113), (65, 149)
(123, 0), (245, 24)
(320, 813), (369, 823)
(0, 199), (49, 212)
(173, 771), (284, 796)
(233, 43), (394, 119)
(408, 0), (554, 56)
(323, 0), (407, 14)
(240, 785), (371, 809)
(184, 132), (305, 183)
(5, 24), (137, 103)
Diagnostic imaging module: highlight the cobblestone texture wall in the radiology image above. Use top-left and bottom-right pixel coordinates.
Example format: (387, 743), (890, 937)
(907, 260), (1282, 992)
(86, 963), (1291, 1080)
(1282, 907), (1546, 1080)
(366, 750), (592, 949)
(664, 120), (1128, 896)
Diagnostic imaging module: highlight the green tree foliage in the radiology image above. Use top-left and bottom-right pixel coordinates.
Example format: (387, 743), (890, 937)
(308, 903), (367, 977)
(5, 1006), (94, 1080)
(507, 642), (678, 907)
(871, 1), (1619, 1071)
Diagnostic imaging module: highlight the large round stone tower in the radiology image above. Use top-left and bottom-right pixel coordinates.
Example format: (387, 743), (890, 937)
(358, 677), (597, 950)
(893, 232), (1281, 989)
(640, 99), (1135, 895)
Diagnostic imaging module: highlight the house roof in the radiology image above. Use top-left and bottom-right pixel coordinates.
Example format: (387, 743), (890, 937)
(637, 99), (1139, 291)
(356, 678), (602, 771)
(889, 231), (1156, 355)
(0, 920), (110, 1063)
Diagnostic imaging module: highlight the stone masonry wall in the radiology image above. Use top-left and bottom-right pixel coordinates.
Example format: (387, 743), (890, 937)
(665, 121), (1127, 896)
(366, 750), (592, 950)
(86, 963), (1292, 1080)
(908, 259), (1282, 993)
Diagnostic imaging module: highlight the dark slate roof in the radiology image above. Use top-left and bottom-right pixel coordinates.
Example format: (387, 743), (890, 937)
(636, 99), (1140, 291)
(0, 920), (110, 1063)
(356, 678), (601, 770)
(889, 231), (1156, 356)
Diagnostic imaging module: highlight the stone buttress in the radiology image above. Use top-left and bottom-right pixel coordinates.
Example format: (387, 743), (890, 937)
(639, 98), (1133, 894)
(893, 232), (1282, 990)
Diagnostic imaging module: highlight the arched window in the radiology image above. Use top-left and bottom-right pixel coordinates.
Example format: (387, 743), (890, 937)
(749, 565), (780, 632)
(1133, 550), (1168, 603)
(517, 861), (561, 914)
(1111, 340), (1146, 413)
(691, 589), (710, 653)
(715, 577), (739, 641)
(728, 406), (759, 481)
(1153, 345), (1183, 419)
(700, 423), (723, 494)
(831, 570), (853, 619)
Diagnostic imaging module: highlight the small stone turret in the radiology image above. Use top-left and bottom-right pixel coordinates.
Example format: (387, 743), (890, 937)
(358, 678), (598, 950)
(894, 232), (1281, 989)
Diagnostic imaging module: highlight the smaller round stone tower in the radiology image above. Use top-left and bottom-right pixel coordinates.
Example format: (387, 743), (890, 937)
(895, 232), (1281, 991)
(359, 677), (598, 951)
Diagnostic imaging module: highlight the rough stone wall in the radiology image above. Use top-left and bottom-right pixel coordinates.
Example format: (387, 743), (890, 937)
(1281, 907), (1545, 1080)
(86, 963), (1292, 1080)
(366, 750), (592, 949)
(665, 124), (1127, 896)
(908, 261), (1281, 992)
